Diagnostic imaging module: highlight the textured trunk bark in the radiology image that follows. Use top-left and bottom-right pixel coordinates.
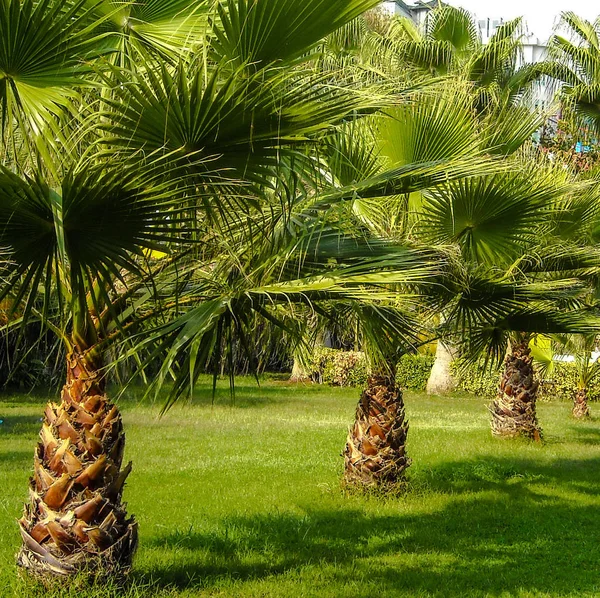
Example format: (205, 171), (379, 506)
(18, 350), (137, 582)
(572, 388), (591, 419)
(491, 339), (542, 441)
(426, 340), (456, 395)
(343, 373), (410, 489)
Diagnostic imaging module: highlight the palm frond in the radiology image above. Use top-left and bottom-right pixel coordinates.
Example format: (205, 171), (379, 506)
(0, 0), (109, 163)
(419, 164), (572, 264)
(211, 0), (380, 67)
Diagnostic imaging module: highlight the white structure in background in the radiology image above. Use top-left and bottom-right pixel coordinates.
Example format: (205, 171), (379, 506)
(477, 16), (548, 64)
(381, 0), (437, 26)
(556, 351), (600, 364)
(380, 2), (553, 108)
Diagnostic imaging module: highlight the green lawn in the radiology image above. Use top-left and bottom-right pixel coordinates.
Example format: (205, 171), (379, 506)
(2, 378), (600, 597)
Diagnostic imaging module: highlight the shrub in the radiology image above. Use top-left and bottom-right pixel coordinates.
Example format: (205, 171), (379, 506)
(452, 360), (600, 402)
(539, 362), (600, 402)
(309, 348), (434, 390)
(309, 347), (369, 387)
(396, 354), (435, 391)
(451, 361), (500, 399)
(308, 349), (600, 401)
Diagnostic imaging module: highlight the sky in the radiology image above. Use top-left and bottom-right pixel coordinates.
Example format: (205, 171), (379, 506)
(443, 0), (599, 40)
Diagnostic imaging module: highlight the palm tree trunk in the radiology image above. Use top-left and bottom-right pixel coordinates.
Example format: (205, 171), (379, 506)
(491, 338), (542, 441)
(426, 340), (456, 395)
(343, 371), (410, 488)
(289, 357), (310, 382)
(17, 350), (137, 581)
(572, 388), (591, 419)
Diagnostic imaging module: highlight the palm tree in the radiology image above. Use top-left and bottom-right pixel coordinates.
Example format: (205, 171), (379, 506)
(547, 12), (600, 136)
(341, 303), (423, 489)
(2, 0), (397, 581)
(534, 334), (600, 419)
(322, 84), (573, 480)
(119, 75), (519, 492)
(388, 5), (551, 110)
(381, 7), (551, 397)
(444, 251), (600, 440)
(3, 155), (199, 578)
(565, 335), (600, 419)
(384, 5), (562, 397)
(320, 86), (477, 487)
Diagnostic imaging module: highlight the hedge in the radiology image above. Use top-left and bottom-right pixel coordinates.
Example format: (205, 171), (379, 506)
(396, 354), (435, 391)
(308, 348), (600, 401)
(309, 348), (369, 388)
(452, 360), (600, 402)
(451, 361), (499, 398)
(308, 348), (434, 391)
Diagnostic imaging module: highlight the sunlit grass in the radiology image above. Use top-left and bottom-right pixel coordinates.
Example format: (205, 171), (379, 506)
(2, 377), (600, 597)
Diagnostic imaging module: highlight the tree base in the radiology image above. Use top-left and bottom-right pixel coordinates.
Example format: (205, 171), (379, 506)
(18, 352), (137, 584)
(490, 397), (543, 441)
(491, 340), (542, 442)
(343, 376), (410, 489)
(572, 389), (591, 419)
(17, 520), (137, 586)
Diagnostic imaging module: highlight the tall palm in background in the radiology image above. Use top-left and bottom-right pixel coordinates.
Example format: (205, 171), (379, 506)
(378, 5), (554, 396)
(429, 163), (600, 439)
(387, 5), (550, 111)
(548, 12), (600, 136)
(556, 335), (600, 418)
(327, 77), (600, 445)
(321, 83), (599, 480)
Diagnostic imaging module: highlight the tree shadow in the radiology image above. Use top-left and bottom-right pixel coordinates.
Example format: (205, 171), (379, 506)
(0, 414), (42, 438)
(411, 455), (600, 498)
(0, 392), (52, 407)
(140, 456), (600, 596)
(118, 379), (348, 411)
(0, 450), (32, 469)
(565, 423), (600, 446)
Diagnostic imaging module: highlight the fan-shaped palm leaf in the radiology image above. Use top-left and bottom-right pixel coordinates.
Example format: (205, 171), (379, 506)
(88, 0), (211, 64)
(0, 0), (109, 163)
(211, 0), (380, 68)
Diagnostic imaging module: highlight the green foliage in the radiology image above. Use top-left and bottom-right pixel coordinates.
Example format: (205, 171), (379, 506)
(540, 361), (600, 402)
(548, 12), (600, 136)
(310, 349), (600, 399)
(451, 360), (500, 398)
(309, 348), (433, 390)
(452, 359), (600, 401)
(396, 354), (435, 391)
(212, 0), (379, 67)
(309, 347), (369, 387)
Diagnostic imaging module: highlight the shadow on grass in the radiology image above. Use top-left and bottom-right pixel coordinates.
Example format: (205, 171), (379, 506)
(0, 450), (32, 469)
(0, 414), (43, 438)
(566, 422), (600, 445)
(412, 454), (600, 497)
(141, 456), (600, 596)
(117, 380), (346, 411)
(0, 392), (54, 407)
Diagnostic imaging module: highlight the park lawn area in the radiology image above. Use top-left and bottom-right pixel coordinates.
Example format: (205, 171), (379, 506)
(1, 378), (600, 597)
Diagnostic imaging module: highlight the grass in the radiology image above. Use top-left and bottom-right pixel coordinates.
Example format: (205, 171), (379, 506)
(2, 377), (600, 597)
